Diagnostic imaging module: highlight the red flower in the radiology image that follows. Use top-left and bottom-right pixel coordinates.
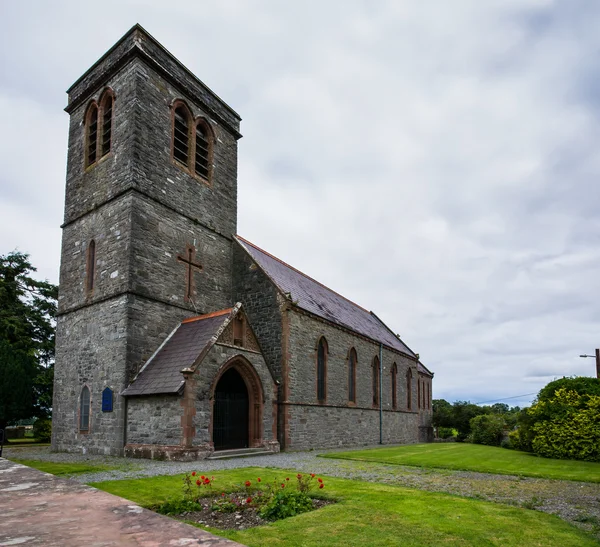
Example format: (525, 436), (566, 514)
(317, 478), (323, 483)
(221, 492), (225, 497)
(297, 474), (302, 479)
(310, 473), (315, 478)
(246, 497), (252, 503)
(281, 483), (285, 488)
(245, 480), (251, 487)
(191, 471), (196, 477)
(257, 477), (261, 482)
(319, 483), (324, 489)
(286, 477), (289, 481)
(196, 479), (201, 486)
(204, 478), (210, 484)
(201, 475), (205, 480)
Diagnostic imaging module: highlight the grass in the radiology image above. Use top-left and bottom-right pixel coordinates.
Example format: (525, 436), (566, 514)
(91, 467), (598, 546)
(10, 459), (123, 476)
(322, 443), (600, 482)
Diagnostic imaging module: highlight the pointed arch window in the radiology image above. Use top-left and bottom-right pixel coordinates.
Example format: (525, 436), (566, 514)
(85, 103), (98, 167)
(372, 356), (380, 407)
(171, 101), (214, 184)
(80, 385), (90, 431)
(348, 348), (357, 404)
(407, 368), (413, 410)
(173, 105), (190, 166)
(86, 239), (96, 294)
(418, 378), (422, 408)
(317, 337), (327, 403)
(100, 91), (113, 158)
(84, 90), (115, 169)
(391, 363), (398, 410)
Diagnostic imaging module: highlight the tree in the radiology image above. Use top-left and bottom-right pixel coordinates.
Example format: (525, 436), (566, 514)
(470, 413), (505, 446)
(510, 377), (600, 459)
(0, 251), (57, 433)
(451, 401), (487, 441)
(432, 399), (453, 428)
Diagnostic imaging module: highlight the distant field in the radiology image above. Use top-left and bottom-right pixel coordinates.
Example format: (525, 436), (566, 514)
(322, 443), (600, 482)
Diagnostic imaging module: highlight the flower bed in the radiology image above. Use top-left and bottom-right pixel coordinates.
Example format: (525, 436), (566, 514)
(153, 472), (334, 530)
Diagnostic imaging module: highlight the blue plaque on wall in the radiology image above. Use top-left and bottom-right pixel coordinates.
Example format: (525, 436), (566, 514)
(102, 387), (113, 412)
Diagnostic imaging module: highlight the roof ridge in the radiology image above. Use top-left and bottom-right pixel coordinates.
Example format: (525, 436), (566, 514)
(181, 308), (233, 323)
(235, 235), (370, 314)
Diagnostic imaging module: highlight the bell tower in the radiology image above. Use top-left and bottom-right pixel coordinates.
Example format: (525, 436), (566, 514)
(52, 25), (242, 455)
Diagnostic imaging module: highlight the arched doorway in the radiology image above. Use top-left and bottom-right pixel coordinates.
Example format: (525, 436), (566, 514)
(213, 368), (249, 450)
(211, 358), (264, 451)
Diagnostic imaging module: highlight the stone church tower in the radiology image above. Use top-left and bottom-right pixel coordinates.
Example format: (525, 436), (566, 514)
(52, 25), (243, 455)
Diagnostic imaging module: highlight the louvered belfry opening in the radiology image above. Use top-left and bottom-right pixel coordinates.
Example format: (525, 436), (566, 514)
(101, 95), (113, 157)
(87, 104), (98, 166)
(195, 122), (210, 179)
(173, 106), (190, 165)
(213, 368), (249, 450)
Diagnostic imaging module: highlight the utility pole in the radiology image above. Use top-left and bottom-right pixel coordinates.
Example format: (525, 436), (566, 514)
(579, 349), (600, 379)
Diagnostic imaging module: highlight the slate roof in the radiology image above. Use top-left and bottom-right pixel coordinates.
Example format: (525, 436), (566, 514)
(235, 236), (416, 358)
(122, 308), (234, 397)
(418, 362), (434, 377)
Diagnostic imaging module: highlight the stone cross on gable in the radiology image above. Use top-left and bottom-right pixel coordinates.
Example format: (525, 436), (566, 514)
(177, 244), (203, 303)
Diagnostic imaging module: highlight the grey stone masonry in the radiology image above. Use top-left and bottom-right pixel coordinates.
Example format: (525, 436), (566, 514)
(285, 308), (420, 449)
(232, 241), (285, 382)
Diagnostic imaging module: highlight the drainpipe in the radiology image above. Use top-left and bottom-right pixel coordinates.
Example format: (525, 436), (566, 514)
(379, 343), (383, 444)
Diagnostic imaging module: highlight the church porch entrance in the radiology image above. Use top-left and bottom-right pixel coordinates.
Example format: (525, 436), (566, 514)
(210, 358), (264, 451)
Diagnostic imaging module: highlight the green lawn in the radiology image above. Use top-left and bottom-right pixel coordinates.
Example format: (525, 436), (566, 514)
(91, 467), (598, 546)
(11, 459), (123, 476)
(322, 443), (600, 482)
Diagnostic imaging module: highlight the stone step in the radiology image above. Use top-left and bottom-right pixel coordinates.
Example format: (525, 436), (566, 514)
(207, 448), (273, 460)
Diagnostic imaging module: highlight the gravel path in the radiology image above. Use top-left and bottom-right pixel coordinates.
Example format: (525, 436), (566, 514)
(5, 445), (600, 540)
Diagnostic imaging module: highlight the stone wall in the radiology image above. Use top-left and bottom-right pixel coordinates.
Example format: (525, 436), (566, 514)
(52, 297), (129, 455)
(285, 309), (420, 449)
(232, 242), (285, 381)
(126, 395), (183, 446)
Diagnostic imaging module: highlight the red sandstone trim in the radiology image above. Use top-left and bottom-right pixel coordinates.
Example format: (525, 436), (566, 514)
(182, 308), (233, 323)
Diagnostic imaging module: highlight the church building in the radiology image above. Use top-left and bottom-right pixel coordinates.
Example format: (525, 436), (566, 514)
(51, 25), (434, 459)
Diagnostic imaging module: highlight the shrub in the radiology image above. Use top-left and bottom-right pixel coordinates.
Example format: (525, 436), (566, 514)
(530, 389), (600, 462)
(33, 418), (52, 442)
(437, 427), (455, 439)
(470, 414), (505, 446)
(259, 489), (314, 521)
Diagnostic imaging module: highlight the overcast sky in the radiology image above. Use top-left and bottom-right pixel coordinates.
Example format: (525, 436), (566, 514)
(1, 1), (599, 407)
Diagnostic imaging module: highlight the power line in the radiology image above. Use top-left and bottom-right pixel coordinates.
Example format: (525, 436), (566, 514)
(472, 393), (537, 405)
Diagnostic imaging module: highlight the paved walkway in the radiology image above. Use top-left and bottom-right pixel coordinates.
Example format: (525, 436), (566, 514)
(0, 458), (243, 547)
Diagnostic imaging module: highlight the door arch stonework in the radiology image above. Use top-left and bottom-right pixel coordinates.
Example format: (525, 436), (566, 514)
(209, 356), (264, 449)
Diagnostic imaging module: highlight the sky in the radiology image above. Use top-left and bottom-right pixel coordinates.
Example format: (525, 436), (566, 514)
(1, 1), (599, 408)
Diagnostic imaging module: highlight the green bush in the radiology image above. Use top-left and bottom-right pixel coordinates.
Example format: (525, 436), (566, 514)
(33, 418), (52, 442)
(258, 489), (314, 521)
(437, 427), (455, 439)
(470, 414), (505, 446)
(530, 389), (600, 462)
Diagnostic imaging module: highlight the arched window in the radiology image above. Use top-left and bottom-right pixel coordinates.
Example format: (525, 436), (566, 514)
(427, 381), (430, 409)
(317, 337), (327, 403)
(391, 363), (398, 410)
(372, 356), (380, 407)
(99, 91), (113, 157)
(348, 348), (357, 403)
(171, 102), (214, 184)
(86, 239), (96, 294)
(80, 385), (90, 431)
(85, 103), (98, 167)
(195, 120), (210, 179)
(173, 105), (191, 166)
(407, 368), (413, 410)
(418, 378), (421, 408)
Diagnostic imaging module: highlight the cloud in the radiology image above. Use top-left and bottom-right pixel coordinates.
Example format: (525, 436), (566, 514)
(1, 0), (599, 405)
